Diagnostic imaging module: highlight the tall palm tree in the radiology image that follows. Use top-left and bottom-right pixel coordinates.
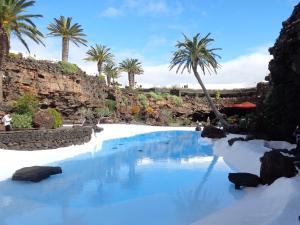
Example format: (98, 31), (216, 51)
(85, 44), (114, 84)
(0, 0), (44, 102)
(47, 16), (87, 62)
(170, 33), (229, 129)
(104, 62), (120, 86)
(119, 58), (143, 89)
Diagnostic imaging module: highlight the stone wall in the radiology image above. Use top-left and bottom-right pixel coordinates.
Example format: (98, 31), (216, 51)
(263, 3), (300, 140)
(3, 57), (107, 118)
(0, 126), (92, 150)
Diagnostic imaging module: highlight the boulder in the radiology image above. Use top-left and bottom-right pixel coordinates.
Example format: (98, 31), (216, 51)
(228, 137), (245, 146)
(195, 125), (202, 131)
(201, 125), (226, 139)
(92, 125), (103, 133)
(33, 110), (55, 129)
(260, 150), (298, 185)
(228, 173), (261, 189)
(12, 166), (62, 182)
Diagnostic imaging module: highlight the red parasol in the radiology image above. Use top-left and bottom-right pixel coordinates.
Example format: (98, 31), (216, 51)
(231, 101), (256, 109)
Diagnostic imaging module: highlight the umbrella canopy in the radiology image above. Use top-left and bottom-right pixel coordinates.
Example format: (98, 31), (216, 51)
(231, 101), (256, 109)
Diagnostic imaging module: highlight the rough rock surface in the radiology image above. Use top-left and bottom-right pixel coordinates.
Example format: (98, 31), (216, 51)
(12, 166), (62, 182)
(201, 125), (227, 139)
(260, 150), (298, 185)
(264, 3), (300, 140)
(33, 110), (55, 129)
(228, 173), (261, 189)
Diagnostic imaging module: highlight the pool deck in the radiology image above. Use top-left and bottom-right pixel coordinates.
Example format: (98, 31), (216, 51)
(0, 124), (299, 225)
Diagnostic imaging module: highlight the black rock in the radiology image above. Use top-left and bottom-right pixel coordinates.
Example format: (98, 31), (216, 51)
(93, 125), (104, 133)
(228, 173), (261, 189)
(195, 125), (202, 131)
(260, 150), (298, 185)
(201, 125), (226, 139)
(228, 137), (245, 146)
(12, 166), (62, 182)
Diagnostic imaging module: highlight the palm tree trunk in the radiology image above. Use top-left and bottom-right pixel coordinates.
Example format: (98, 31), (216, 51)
(128, 73), (135, 89)
(193, 67), (229, 129)
(0, 26), (9, 102)
(62, 37), (69, 62)
(106, 74), (111, 87)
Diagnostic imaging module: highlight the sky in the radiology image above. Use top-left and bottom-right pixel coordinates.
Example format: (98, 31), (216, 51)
(10, 0), (299, 89)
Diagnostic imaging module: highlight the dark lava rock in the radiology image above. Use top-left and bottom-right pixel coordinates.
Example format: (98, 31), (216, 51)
(260, 150), (298, 185)
(12, 166), (62, 182)
(92, 125), (103, 133)
(195, 125), (202, 131)
(228, 173), (261, 189)
(201, 125), (226, 139)
(228, 137), (245, 146)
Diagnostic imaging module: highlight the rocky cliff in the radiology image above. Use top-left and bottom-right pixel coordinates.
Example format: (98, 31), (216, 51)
(3, 57), (107, 117)
(263, 3), (300, 140)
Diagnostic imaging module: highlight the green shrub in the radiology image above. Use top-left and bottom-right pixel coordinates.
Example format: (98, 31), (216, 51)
(138, 94), (149, 108)
(11, 113), (32, 129)
(120, 96), (129, 106)
(99, 75), (106, 82)
(48, 108), (62, 128)
(94, 107), (111, 118)
(172, 96), (183, 106)
(58, 61), (79, 74)
(12, 94), (38, 116)
(148, 92), (163, 101)
(105, 99), (116, 112)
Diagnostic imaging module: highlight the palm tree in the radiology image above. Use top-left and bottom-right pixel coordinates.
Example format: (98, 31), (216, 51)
(170, 33), (229, 129)
(47, 16), (87, 62)
(0, 0), (44, 102)
(104, 62), (120, 86)
(119, 58), (143, 89)
(85, 44), (114, 84)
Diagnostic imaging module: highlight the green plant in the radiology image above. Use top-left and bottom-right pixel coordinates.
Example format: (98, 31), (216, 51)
(148, 92), (163, 101)
(48, 108), (62, 128)
(58, 61), (79, 74)
(160, 109), (174, 124)
(138, 94), (149, 108)
(172, 96), (183, 106)
(120, 96), (129, 106)
(12, 94), (38, 116)
(99, 74), (106, 81)
(94, 107), (111, 118)
(105, 99), (116, 112)
(215, 90), (221, 100)
(11, 113), (32, 129)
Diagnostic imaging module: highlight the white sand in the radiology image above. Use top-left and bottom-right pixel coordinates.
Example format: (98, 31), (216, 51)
(0, 124), (299, 225)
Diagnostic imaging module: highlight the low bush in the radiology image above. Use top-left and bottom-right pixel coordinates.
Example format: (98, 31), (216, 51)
(94, 107), (111, 119)
(138, 94), (149, 108)
(120, 96), (129, 106)
(58, 61), (79, 74)
(48, 108), (62, 128)
(12, 94), (38, 116)
(11, 113), (33, 129)
(172, 96), (183, 106)
(131, 105), (141, 114)
(145, 106), (154, 114)
(148, 92), (163, 101)
(105, 99), (117, 112)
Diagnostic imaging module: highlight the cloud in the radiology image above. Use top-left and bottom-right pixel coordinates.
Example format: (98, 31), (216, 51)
(10, 37), (272, 89)
(100, 7), (123, 17)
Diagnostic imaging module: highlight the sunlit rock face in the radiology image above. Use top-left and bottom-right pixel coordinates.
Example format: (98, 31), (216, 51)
(3, 57), (107, 118)
(264, 3), (300, 140)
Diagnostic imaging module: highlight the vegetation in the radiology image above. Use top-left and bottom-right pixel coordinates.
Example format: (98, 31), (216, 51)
(105, 99), (116, 112)
(58, 61), (78, 74)
(11, 113), (32, 129)
(104, 62), (120, 86)
(172, 96), (183, 106)
(120, 96), (129, 106)
(131, 105), (140, 114)
(12, 94), (38, 116)
(119, 58), (144, 89)
(48, 108), (62, 128)
(148, 92), (163, 101)
(94, 107), (111, 123)
(0, 0), (44, 102)
(47, 16), (87, 62)
(85, 44), (114, 85)
(170, 33), (229, 129)
(138, 93), (149, 108)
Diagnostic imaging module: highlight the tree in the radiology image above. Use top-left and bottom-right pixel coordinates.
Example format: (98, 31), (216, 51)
(0, 0), (44, 102)
(119, 58), (143, 89)
(170, 33), (229, 128)
(47, 16), (87, 62)
(104, 62), (120, 86)
(85, 44), (114, 85)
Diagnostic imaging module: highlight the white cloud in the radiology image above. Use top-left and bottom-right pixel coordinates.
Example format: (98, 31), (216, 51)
(10, 37), (272, 89)
(100, 7), (123, 17)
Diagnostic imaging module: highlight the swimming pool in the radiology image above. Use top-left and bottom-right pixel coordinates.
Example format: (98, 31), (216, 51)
(0, 131), (243, 225)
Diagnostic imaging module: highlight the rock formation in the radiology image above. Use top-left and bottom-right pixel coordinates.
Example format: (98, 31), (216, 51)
(12, 166), (62, 182)
(264, 3), (300, 140)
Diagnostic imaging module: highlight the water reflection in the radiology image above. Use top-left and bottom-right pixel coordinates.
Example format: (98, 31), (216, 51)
(0, 131), (243, 225)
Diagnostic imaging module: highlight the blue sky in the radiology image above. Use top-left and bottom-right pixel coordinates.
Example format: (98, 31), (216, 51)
(12, 0), (299, 88)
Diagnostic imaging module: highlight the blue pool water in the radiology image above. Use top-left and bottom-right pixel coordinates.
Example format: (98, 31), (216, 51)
(0, 131), (243, 225)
